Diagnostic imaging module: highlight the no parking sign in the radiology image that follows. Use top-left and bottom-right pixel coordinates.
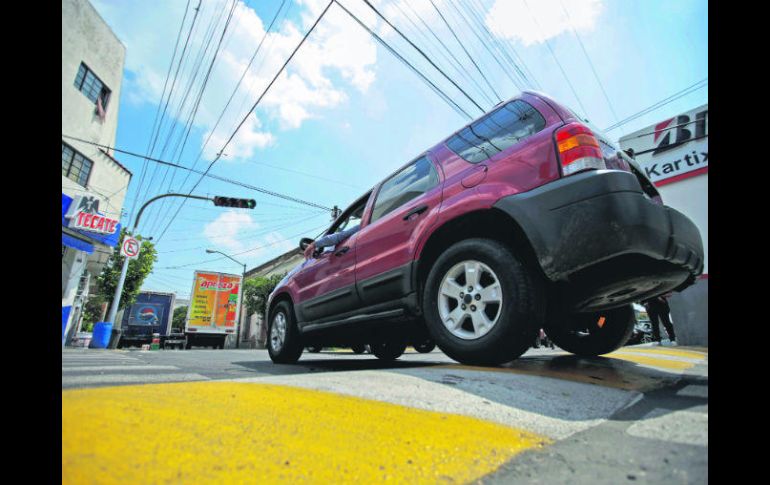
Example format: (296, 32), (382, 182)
(121, 237), (140, 259)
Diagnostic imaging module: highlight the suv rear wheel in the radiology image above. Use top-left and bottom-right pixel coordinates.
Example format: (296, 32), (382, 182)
(546, 305), (636, 356)
(422, 238), (543, 365)
(370, 339), (407, 361)
(267, 300), (303, 364)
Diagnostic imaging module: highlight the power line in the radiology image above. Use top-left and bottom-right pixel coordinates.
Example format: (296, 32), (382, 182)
(520, 0), (588, 117)
(149, 0), (290, 236)
(145, 0), (239, 235)
(427, 0), (501, 105)
(603, 78), (708, 133)
(356, 0), (485, 114)
(128, 0), (197, 229)
(153, 0), (336, 244)
(397, 0), (496, 107)
(333, 0), (473, 120)
(61, 135), (333, 212)
(443, 0), (523, 92)
(159, 222), (330, 269)
(558, 0), (621, 133)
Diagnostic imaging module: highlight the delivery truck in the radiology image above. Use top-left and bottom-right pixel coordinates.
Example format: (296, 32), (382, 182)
(185, 270), (243, 349)
(118, 291), (176, 348)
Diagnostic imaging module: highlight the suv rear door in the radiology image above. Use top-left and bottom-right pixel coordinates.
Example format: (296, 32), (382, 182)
(354, 155), (443, 307)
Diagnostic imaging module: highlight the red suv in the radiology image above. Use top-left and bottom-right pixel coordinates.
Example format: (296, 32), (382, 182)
(266, 91), (703, 365)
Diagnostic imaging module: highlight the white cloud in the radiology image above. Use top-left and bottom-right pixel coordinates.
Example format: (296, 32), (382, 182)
(203, 211), (259, 253)
(263, 231), (295, 254)
(92, 0), (379, 159)
(485, 0), (603, 46)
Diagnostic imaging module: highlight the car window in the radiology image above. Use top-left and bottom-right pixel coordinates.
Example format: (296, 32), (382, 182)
(446, 99), (546, 164)
(328, 194), (370, 235)
(370, 156), (439, 224)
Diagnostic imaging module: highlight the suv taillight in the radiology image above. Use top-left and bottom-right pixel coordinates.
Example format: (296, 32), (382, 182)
(555, 122), (606, 176)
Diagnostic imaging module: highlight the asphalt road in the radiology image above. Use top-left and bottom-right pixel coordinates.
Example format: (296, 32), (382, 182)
(61, 344), (707, 484)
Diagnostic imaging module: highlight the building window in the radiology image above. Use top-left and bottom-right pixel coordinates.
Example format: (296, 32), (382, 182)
(61, 142), (93, 187)
(74, 62), (111, 110)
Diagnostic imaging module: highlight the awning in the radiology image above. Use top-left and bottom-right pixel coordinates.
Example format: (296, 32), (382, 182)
(62, 232), (94, 254)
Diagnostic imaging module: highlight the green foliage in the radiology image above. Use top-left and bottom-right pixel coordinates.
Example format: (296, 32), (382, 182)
(95, 228), (158, 311)
(172, 306), (188, 331)
(243, 273), (286, 318)
(81, 294), (107, 328)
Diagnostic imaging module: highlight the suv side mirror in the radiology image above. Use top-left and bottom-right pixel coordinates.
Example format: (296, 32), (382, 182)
(299, 237), (314, 250)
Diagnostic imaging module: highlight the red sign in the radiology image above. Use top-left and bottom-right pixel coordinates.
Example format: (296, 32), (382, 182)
(65, 195), (119, 235)
(121, 237), (140, 259)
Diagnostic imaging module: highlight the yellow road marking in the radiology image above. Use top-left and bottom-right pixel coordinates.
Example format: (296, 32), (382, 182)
(604, 353), (696, 371)
(616, 347), (707, 360)
(62, 382), (549, 484)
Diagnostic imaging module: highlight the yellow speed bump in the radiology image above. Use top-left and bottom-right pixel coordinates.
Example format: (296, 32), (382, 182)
(63, 382), (549, 484)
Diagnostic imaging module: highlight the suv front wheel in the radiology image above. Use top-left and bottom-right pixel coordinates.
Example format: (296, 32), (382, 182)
(422, 238), (543, 365)
(267, 300), (304, 364)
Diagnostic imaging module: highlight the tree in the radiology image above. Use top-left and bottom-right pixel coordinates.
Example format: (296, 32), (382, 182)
(172, 306), (188, 331)
(95, 228), (158, 312)
(243, 273), (286, 319)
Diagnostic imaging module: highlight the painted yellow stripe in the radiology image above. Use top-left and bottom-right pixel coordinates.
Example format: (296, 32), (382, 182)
(617, 347), (707, 360)
(62, 382), (549, 484)
(605, 353), (696, 370)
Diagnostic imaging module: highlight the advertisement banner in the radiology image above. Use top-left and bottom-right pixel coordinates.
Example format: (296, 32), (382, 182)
(618, 104), (708, 187)
(121, 292), (176, 337)
(187, 271), (242, 334)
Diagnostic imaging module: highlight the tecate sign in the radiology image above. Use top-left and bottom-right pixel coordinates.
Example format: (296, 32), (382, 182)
(64, 195), (119, 235)
(619, 104), (708, 187)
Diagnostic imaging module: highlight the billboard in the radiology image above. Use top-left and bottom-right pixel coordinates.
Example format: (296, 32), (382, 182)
(618, 104), (708, 187)
(186, 271), (242, 335)
(121, 292), (176, 337)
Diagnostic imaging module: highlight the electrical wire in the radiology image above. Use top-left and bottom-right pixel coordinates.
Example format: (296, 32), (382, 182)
(153, 0), (336, 245)
(603, 79), (708, 133)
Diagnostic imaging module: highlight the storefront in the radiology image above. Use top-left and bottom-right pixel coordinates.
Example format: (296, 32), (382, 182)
(619, 103), (708, 345)
(61, 192), (121, 345)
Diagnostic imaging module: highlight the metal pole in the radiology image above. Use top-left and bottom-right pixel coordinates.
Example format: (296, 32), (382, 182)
(105, 193), (213, 325)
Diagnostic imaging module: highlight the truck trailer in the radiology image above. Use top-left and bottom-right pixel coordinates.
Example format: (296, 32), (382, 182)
(185, 271), (243, 349)
(118, 291), (176, 349)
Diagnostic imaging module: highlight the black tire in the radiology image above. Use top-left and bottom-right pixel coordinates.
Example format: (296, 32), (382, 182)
(370, 340), (407, 361)
(351, 344), (366, 354)
(422, 238), (544, 366)
(546, 305), (636, 356)
(267, 300), (303, 364)
(413, 341), (436, 353)
(185, 340), (192, 350)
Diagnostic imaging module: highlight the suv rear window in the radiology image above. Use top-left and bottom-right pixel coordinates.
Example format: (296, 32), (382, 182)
(446, 99), (546, 164)
(370, 156), (439, 224)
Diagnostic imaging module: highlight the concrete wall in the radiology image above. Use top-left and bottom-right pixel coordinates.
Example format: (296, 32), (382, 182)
(62, 0), (129, 220)
(668, 277), (708, 346)
(63, 0), (130, 297)
(657, 174), (708, 273)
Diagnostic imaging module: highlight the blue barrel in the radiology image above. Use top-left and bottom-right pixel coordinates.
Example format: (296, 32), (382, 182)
(90, 322), (113, 349)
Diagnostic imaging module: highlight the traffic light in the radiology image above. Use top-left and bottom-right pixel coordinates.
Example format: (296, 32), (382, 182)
(213, 196), (256, 209)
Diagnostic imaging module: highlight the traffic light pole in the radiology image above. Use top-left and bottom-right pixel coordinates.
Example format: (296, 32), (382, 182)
(105, 194), (214, 325)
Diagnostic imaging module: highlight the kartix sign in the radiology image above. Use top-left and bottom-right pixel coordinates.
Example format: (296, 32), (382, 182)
(619, 104), (708, 187)
(64, 195), (119, 235)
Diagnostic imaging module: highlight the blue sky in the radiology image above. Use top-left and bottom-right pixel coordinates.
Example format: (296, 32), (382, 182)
(89, 0), (708, 299)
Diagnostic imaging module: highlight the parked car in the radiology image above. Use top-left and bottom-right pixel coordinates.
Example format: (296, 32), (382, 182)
(265, 91), (704, 365)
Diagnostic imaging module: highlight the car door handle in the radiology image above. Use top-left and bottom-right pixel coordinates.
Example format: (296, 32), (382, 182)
(403, 205), (429, 220)
(334, 246), (350, 256)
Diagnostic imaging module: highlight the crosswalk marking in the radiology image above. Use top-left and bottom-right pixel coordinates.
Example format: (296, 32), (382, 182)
(62, 365), (181, 372)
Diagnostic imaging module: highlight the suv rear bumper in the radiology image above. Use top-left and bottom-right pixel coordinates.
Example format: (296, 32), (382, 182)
(494, 170), (703, 306)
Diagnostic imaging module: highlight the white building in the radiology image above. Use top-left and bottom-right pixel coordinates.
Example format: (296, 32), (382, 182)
(619, 104), (708, 346)
(62, 0), (130, 345)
